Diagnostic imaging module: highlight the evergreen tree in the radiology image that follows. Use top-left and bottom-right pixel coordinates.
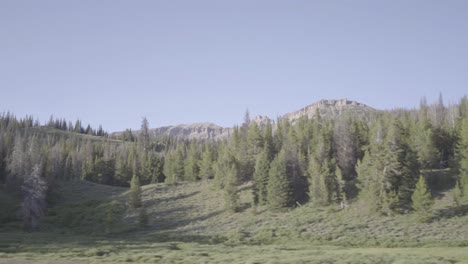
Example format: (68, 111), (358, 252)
(267, 150), (292, 210)
(413, 119), (439, 169)
(163, 152), (175, 185)
(140, 117), (151, 152)
(150, 155), (164, 183)
(129, 173), (142, 208)
(199, 147), (213, 180)
(224, 165), (239, 213)
(247, 122), (264, 158)
(263, 122), (275, 160)
(357, 150), (384, 213)
(253, 148), (270, 205)
(184, 143), (200, 181)
(21, 164), (48, 231)
(336, 165), (347, 208)
(334, 119), (357, 180)
(307, 156), (338, 206)
(105, 201), (120, 233)
(115, 153), (131, 186)
(454, 117), (468, 205)
(411, 175), (433, 222)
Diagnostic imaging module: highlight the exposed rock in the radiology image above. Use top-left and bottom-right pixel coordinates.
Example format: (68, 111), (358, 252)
(113, 99), (376, 140)
(252, 115), (273, 128)
(149, 123), (232, 140)
(282, 99), (376, 123)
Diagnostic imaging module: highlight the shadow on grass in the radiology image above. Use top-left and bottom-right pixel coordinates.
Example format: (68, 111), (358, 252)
(150, 206), (224, 231)
(433, 204), (468, 220)
(145, 191), (200, 207)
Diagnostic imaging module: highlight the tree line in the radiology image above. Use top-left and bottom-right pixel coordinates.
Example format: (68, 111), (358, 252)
(1, 95), (468, 230)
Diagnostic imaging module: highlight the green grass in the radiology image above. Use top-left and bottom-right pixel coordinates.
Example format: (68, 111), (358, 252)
(0, 232), (466, 263)
(1, 179), (467, 263)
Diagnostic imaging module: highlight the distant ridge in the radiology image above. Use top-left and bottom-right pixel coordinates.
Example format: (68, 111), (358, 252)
(112, 99), (377, 140)
(283, 99), (376, 123)
(149, 123), (231, 140)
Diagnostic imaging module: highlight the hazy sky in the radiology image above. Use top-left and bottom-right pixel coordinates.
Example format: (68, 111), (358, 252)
(1, 1), (467, 132)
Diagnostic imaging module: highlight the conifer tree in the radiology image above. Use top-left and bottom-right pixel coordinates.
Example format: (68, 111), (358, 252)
(454, 117), (468, 205)
(247, 122), (264, 158)
(224, 165), (239, 213)
(263, 122), (275, 160)
(184, 150), (199, 181)
(105, 201), (120, 233)
(150, 155), (164, 183)
(163, 152), (175, 185)
(411, 175), (433, 222)
(267, 150), (292, 210)
(336, 165), (347, 208)
(173, 145), (185, 181)
(199, 147), (213, 180)
(140, 117), (151, 152)
(129, 173), (142, 208)
(308, 157), (326, 205)
(357, 150), (383, 213)
(253, 148), (270, 205)
(21, 164), (48, 231)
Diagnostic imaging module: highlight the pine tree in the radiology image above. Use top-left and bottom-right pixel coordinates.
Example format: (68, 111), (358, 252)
(253, 148), (270, 205)
(308, 157), (327, 205)
(105, 201), (119, 233)
(129, 174), (142, 208)
(454, 117), (468, 205)
(411, 175), (433, 222)
(336, 165), (348, 208)
(247, 122), (264, 158)
(150, 155), (164, 183)
(21, 164), (48, 231)
(184, 142), (200, 181)
(357, 150), (382, 213)
(199, 147), (213, 180)
(173, 145), (185, 181)
(163, 152), (175, 185)
(140, 117), (151, 152)
(224, 165), (239, 213)
(267, 150), (292, 210)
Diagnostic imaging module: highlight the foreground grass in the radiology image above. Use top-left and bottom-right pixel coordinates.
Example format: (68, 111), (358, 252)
(0, 232), (466, 264)
(1, 179), (467, 263)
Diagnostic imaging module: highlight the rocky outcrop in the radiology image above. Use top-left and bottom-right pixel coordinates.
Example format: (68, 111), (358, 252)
(283, 99), (375, 123)
(149, 123), (232, 140)
(113, 99), (376, 140)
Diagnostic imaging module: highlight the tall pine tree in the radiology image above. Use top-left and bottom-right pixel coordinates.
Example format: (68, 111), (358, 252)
(267, 150), (292, 210)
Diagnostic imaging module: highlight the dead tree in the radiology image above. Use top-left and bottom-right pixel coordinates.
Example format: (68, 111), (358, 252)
(21, 164), (48, 231)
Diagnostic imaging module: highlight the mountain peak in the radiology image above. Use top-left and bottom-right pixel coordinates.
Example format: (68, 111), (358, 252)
(283, 98), (375, 122)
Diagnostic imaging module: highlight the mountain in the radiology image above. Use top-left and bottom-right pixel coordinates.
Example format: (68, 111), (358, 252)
(113, 99), (376, 140)
(149, 123), (232, 140)
(283, 98), (376, 123)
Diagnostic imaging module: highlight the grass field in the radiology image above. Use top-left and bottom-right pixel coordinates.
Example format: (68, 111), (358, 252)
(1, 180), (467, 263)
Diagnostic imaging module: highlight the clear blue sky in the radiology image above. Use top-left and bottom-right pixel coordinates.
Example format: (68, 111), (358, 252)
(1, 0), (467, 132)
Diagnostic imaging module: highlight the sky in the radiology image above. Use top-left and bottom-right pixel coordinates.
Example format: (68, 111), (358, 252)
(1, 0), (467, 132)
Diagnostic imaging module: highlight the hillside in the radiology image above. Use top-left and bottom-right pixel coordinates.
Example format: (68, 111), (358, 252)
(1, 179), (467, 263)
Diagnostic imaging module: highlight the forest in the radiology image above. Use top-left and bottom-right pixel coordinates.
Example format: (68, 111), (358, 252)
(1, 96), (468, 263)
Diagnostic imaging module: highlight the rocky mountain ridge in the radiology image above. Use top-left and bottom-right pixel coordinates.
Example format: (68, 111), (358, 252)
(113, 99), (376, 140)
(283, 98), (375, 123)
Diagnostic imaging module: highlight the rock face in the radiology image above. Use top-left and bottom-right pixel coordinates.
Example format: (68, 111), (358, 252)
(251, 115), (273, 128)
(113, 99), (376, 140)
(283, 99), (375, 123)
(149, 123), (232, 140)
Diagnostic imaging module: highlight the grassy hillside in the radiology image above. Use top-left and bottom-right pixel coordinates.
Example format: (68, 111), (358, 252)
(1, 179), (467, 263)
